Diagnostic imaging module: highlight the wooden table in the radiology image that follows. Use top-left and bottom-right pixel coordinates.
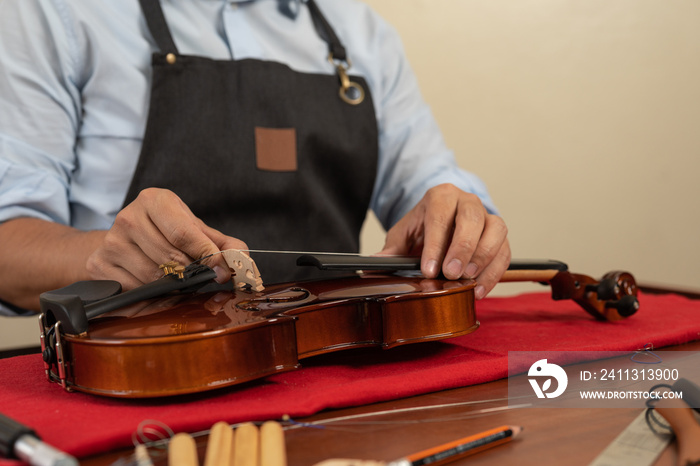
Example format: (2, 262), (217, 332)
(83, 339), (698, 466)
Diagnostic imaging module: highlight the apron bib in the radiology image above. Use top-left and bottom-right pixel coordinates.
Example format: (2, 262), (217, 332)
(126, 0), (379, 283)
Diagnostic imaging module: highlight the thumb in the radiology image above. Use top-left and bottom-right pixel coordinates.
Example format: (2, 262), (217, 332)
(377, 240), (404, 256)
(377, 220), (422, 257)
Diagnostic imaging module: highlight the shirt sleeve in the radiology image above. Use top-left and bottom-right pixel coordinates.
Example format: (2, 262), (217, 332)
(0, 0), (82, 225)
(364, 13), (499, 230)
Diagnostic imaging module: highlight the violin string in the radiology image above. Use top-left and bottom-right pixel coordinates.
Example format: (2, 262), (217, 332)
(281, 399), (532, 431)
(191, 249), (417, 265)
(239, 249), (371, 256)
(279, 403), (533, 434)
(131, 396), (529, 447)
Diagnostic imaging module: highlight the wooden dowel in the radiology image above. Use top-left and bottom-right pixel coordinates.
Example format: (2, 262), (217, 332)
(204, 421), (234, 466)
(134, 444), (154, 466)
(168, 433), (199, 466)
(260, 421), (287, 466)
(233, 423), (259, 466)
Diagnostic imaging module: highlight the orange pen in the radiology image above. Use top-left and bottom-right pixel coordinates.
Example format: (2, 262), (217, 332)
(386, 425), (522, 466)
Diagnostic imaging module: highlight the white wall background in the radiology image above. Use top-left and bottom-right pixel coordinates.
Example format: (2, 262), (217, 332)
(3, 0), (699, 350)
(361, 0), (700, 295)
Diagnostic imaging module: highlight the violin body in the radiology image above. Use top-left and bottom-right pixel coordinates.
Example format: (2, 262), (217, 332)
(39, 255), (639, 398)
(42, 275), (477, 398)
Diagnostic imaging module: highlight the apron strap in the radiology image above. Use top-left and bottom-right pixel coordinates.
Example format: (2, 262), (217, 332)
(138, 0), (179, 55)
(306, 0), (348, 62)
(137, 0), (348, 63)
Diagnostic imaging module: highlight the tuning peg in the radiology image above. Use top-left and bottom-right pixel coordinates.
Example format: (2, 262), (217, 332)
(589, 278), (620, 301)
(604, 294), (640, 317)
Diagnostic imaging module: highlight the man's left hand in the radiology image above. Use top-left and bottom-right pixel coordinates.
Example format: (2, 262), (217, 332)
(379, 184), (510, 299)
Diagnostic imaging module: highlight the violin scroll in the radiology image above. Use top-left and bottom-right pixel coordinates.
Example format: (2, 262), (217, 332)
(549, 270), (639, 321)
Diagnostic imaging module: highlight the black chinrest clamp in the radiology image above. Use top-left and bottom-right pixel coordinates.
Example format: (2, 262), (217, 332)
(39, 263), (217, 335)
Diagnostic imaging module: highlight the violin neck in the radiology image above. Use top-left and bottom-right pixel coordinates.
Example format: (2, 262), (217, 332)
(501, 259), (568, 283)
(298, 255), (568, 284)
(500, 269), (560, 283)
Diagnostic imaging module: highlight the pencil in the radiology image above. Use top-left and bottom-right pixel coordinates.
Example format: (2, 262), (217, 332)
(386, 425), (522, 466)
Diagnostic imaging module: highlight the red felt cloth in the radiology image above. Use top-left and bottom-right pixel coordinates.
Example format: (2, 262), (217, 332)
(0, 291), (698, 463)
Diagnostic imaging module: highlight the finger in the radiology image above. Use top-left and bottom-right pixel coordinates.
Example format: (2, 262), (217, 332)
(200, 221), (248, 253)
(451, 214), (507, 280)
(147, 203), (219, 262)
(107, 189), (225, 282)
(90, 226), (171, 285)
(379, 212), (424, 258)
(112, 209), (195, 278)
(132, 190), (232, 269)
(377, 239), (406, 257)
(419, 194), (458, 279)
(86, 244), (149, 290)
(114, 190), (199, 262)
(473, 239), (511, 299)
(108, 266), (147, 292)
(86, 207), (165, 284)
(438, 194), (486, 280)
(199, 222), (249, 283)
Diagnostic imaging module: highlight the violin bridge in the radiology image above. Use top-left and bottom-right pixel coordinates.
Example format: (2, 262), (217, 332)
(222, 249), (265, 292)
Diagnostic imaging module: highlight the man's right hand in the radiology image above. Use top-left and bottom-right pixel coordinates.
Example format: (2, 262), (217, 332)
(86, 188), (247, 290)
(0, 188), (245, 310)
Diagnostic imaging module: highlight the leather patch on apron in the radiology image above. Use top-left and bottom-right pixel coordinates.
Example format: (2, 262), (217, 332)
(255, 127), (298, 172)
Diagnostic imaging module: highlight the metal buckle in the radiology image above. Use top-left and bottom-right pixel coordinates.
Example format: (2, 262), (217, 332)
(53, 322), (71, 391)
(328, 54), (365, 105)
(38, 313), (50, 381)
(40, 314), (72, 392)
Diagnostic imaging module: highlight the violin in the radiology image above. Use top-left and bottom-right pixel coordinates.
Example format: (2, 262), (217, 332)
(38, 252), (639, 398)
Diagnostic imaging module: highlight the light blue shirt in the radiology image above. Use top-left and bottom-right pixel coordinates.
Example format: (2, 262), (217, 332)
(0, 0), (497, 234)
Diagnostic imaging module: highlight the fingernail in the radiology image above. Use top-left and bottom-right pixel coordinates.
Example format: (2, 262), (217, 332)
(213, 265), (230, 283)
(465, 262), (478, 278)
(475, 285), (486, 300)
(445, 259), (463, 279)
(425, 259), (439, 278)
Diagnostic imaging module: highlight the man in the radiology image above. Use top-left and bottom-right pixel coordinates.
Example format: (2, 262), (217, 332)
(0, 0), (510, 313)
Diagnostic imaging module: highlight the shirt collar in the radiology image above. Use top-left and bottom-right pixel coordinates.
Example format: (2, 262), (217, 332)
(278, 0), (303, 19)
(226, 0), (303, 19)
